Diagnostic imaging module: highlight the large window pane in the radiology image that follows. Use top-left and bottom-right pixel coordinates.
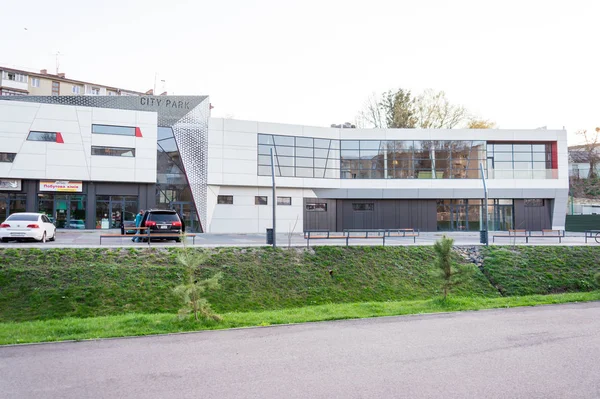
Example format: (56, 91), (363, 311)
(276, 156), (294, 167)
(295, 137), (313, 147)
(295, 147), (313, 157)
(92, 124), (136, 136)
(258, 134), (274, 145)
(341, 140), (359, 150)
(91, 146), (135, 157)
(258, 144), (274, 155)
(295, 167), (313, 177)
(275, 146), (294, 157)
(273, 135), (294, 146)
(296, 157), (313, 167)
(27, 131), (56, 142)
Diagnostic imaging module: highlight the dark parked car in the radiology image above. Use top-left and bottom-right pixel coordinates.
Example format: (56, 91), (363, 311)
(139, 209), (185, 242)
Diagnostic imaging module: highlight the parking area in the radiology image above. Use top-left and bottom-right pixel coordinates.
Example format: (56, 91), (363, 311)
(0, 229), (598, 248)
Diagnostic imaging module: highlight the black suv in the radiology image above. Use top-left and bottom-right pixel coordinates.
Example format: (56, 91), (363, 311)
(140, 209), (185, 241)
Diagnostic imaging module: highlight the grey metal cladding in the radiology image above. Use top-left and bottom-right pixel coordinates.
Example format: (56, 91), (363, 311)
(0, 95), (210, 232)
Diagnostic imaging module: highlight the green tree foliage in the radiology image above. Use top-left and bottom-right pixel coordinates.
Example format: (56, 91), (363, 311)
(433, 236), (472, 300)
(173, 249), (222, 321)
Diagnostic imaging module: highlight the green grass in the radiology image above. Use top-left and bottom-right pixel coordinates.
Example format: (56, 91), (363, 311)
(483, 247), (600, 295)
(1, 291), (598, 345)
(0, 246), (498, 322)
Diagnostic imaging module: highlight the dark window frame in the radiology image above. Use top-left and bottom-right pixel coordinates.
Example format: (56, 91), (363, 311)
(277, 196), (292, 206)
(27, 131), (57, 142)
(92, 124), (137, 136)
(255, 196), (268, 205)
(91, 146), (136, 157)
(0, 152), (16, 162)
(217, 195), (233, 205)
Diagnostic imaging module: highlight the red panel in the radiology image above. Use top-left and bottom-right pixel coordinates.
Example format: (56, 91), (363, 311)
(56, 132), (64, 144)
(551, 142), (558, 169)
(135, 127), (142, 137)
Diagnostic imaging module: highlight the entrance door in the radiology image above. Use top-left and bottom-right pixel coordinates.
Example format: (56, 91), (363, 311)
(451, 205), (467, 231)
(170, 202), (200, 232)
(492, 205), (514, 231)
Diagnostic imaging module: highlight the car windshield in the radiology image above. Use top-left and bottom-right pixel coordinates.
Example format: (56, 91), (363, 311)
(148, 212), (179, 222)
(6, 214), (39, 222)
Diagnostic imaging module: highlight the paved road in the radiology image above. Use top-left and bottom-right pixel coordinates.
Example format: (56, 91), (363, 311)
(0, 229), (596, 248)
(1, 303), (599, 399)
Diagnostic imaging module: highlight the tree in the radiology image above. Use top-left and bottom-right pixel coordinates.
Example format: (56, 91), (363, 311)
(173, 247), (222, 321)
(467, 119), (496, 129)
(576, 128), (600, 179)
(357, 88), (472, 129)
(433, 236), (472, 300)
(413, 89), (468, 129)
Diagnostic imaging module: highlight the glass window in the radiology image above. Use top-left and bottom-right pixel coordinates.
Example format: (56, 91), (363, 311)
(275, 146), (294, 157)
(314, 158), (327, 168)
(277, 196), (292, 205)
(27, 131), (56, 142)
(258, 145), (274, 155)
(295, 147), (313, 157)
(0, 153), (16, 162)
(72, 86), (81, 94)
(513, 152), (532, 162)
(276, 156), (294, 167)
(258, 155), (272, 165)
(360, 141), (381, 150)
(492, 144), (513, 152)
(352, 203), (374, 211)
(295, 157), (313, 167)
(255, 196), (268, 205)
(295, 137), (313, 147)
(295, 167), (313, 177)
(31, 78), (40, 87)
(314, 148), (331, 158)
(258, 165), (272, 175)
(341, 140), (359, 150)
(306, 203), (327, 211)
(217, 195), (233, 204)
(158, 127), (175, 140)
(279, 166), (295, 177)
(258, 134), (274, 145)
(92, 124), (136, 136)
(91, 146), (135, 157)
(273, 135), (294, 146)
(513, 144), (532, 152)
(314, 139), (333, 149)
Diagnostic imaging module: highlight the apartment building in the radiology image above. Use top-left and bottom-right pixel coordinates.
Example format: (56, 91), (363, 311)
(0, 66), (144, 97)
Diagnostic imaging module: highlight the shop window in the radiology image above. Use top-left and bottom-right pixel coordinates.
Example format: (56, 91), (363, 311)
(306, 203), (327, 212)
(255, 196), (268, 205)
(27, 131), (57, 142)
(92, 124), (136, 136)
(217, 195), (233, 204)
(91, 146), (135, 157)
(352, 203), (374, 211)
(277, 196), (292, 206)
(524, 199), (544, 207)
(0, 153), (16, 162)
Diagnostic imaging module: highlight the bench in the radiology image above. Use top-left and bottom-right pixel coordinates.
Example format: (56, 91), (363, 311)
(304, 228), (419, 247)
(100, 227), (197, 245)
(492, 229), (529, 243)
(584, 230), (600, 244)
(527, 229), (565, 243)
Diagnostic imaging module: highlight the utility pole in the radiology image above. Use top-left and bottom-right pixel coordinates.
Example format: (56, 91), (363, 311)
(480, 162), (489, 246)
(270, 147), (277, 247)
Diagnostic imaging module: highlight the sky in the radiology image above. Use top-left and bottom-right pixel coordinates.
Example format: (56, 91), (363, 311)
(1, 0), (598, 144)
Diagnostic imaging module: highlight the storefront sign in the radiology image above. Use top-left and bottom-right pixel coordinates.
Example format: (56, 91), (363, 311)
(39, 180), (83, 192)
(0, 179), (21, 191)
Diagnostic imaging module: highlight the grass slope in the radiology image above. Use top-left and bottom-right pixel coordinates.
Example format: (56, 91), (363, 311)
(483, 246), (600, 295)
(0, 246), (497, 322)
(1, 292), (599, 345)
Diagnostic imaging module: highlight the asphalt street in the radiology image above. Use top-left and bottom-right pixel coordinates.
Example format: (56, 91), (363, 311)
(1, 302), (599, 399)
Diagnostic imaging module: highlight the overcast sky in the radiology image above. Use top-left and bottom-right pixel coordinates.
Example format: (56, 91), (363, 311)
(1, 0), (598, 143)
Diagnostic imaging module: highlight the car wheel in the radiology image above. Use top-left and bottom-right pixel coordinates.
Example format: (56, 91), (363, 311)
(40, 232), (46, 243)
(49, 231), (56, 242)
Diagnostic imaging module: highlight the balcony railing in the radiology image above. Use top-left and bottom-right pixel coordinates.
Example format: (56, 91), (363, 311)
(488, 169), (558, 179)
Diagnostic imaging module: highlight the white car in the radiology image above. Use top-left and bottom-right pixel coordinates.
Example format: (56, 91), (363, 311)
(0, 213), (57, 243)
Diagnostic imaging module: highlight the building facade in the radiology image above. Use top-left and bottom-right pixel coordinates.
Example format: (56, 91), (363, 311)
(206, 119), (568, 233)
(0, 66), (143, 97)
(0, 96), (569, 233)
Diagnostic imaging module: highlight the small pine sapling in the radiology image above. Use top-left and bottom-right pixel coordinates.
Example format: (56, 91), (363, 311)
(433, 235), (472, 300)
(173, 247), (222, 321)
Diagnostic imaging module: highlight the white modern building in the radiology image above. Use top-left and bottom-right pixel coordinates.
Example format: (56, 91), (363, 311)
(0, 96), (568, 233)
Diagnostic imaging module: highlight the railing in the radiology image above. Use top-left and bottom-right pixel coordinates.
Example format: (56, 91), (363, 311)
(488, 169), (558, 179)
